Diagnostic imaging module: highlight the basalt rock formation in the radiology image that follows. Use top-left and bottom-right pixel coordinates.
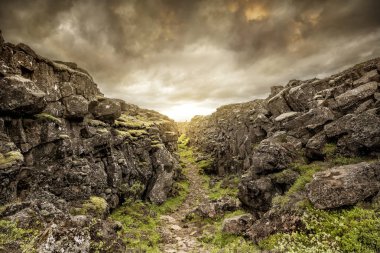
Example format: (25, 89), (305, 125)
(187, 57), (380, 242)
(0, 31), (179, 251)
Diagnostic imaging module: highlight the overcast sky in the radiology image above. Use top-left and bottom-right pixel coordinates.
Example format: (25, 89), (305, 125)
(1, 0), (380, 121)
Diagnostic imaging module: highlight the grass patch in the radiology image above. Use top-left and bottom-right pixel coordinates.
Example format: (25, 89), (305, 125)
(259, 206), (380, 253)
(35, 113), (62, 124)
(198, 210), (259, 252)
(111, 180), (189, 251)
(208, 177), (239, 200)
(331, 156), (367, 166)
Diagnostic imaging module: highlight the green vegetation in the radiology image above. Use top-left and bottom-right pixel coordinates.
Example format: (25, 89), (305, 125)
(114, 114), (154, 130)
(331, 156), (367, 166)
(111, 174), (189, 251)
(34, 113), (62, 124)
(72, 196), (108, 218)
(0, 219), (40, 253)
(0, 151), (24, 169)
(197, 159), (214, 172)
(208, 177), (239, 200)
(259, 206), (380, 253)
(197, 210), (259, 252)
(177, 134), (195, 163)
(323, 143), (337, 158)
(127, 129), (148, 138)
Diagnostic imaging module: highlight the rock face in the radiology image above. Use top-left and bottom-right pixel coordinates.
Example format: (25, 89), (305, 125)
(307, 162), (380, 209)
(0, 34), (179, 251)
(187, 57), (380, 241)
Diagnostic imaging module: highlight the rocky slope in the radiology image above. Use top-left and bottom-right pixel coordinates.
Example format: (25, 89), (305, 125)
(187, 57), (380, 247)
(0, 31), (180, 252)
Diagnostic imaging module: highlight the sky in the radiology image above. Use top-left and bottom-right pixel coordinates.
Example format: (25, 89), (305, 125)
(1, 0), (380, 121)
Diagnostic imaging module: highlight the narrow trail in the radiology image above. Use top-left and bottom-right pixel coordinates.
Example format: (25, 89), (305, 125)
(158, 160), (210, 253)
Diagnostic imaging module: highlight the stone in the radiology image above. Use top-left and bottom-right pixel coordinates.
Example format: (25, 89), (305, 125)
(353, 69), (379, 86)
(63, 95), (89, 119)
(222, 214), (255, 235)
(274, 111), (299, 122)
(307, 162), (380, 209)
(89, 98), (121, 122)
(324, 112), (380, 155)
(333, 81), (378, 110)
(267, 91), (291, 117)
(238, 176), (276, 211)
(249, 137), (298, 174)
(0, 75), (46, 114)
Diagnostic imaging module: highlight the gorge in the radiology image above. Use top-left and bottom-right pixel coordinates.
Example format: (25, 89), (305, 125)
(0, 31), (380, 252)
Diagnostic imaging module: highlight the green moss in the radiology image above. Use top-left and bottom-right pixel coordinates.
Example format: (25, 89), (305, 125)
(35, 113), (62, 124)
(197, 210), (258, 252)
(208, 177), (239, 200)
(127, 129), (148, 138)
(111, 179), (189, 252)
(323, 143), (337, 158)
(114, 114), (154, 130)
(151, 144), (164, 149)
(96, 128), (109, 134)
(177, 134), (190, 149)
(0, 151), (24, 169)
(0, 220), (39, 252)
(332, 156), (366, 166)
(287, 163), (323, 195)
(260, 206), (380, 253)
(119, 182), (145, 200)
(115, 130), (132, 138)
(198, 159), (214, 172)
(74, 196), (108, 218)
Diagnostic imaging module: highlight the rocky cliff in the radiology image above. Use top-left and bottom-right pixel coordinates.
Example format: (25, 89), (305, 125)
(187, 57), (380, 244)
(0, 31), (180, 251)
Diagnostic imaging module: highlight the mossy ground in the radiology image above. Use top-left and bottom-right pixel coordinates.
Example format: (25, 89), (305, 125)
(0, 219), (40, 253)
(259, 205), (380, 253)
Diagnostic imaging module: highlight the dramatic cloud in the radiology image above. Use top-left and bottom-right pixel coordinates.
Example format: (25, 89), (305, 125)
(1, 0), (379, 120)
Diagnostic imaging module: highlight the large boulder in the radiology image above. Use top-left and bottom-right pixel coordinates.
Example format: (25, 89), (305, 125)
(147, 148), (177, 204)
(63, 95), (89, 119)
(249, 135), (299, 175)
(0, 75), (46, 114)
(89, 98), (121, 122)
(323, 111), (380, 155)
(238, 176), (276, 211)
(332, 81), (378, 110)
(222, 213), (255, 235)
(307, 162), (380, 209)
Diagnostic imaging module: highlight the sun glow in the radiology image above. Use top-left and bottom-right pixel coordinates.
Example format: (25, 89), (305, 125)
(161, 103), (215, 122)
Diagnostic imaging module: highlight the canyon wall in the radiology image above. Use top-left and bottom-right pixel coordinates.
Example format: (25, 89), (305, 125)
(0, 31), (179, 251)
(187, 57), (380, 241)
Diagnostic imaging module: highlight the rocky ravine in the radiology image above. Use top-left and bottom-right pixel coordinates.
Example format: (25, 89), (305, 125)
(0, 31), (180, 252)
(187, 58), (380, 246)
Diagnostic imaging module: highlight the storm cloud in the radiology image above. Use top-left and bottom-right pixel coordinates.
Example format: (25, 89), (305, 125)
(1, 0), (380, 120)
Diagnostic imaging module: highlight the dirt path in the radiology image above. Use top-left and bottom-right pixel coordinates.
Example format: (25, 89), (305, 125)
(158, 160), (210, 253)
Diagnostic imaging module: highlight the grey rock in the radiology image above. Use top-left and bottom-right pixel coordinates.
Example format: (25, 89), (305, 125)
(222, 214), (255, 235)
(0, 75), (46, 114)
(89, 98), (121, 122)
(333, 81), (378, 110)
(307, 162), (380, 209)
(63, 95), (89, 119)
